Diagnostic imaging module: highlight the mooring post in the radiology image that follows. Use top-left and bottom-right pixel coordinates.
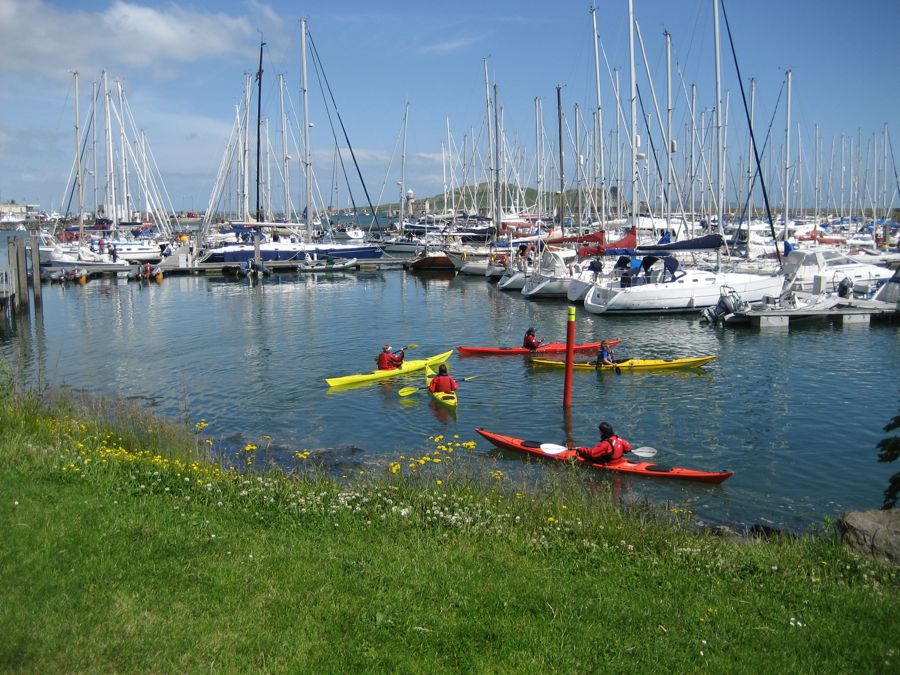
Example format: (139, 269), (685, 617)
(563, 305), (576, 407)
(30, 234), (42, 305)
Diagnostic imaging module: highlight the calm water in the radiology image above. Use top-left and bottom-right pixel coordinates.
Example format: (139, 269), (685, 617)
(3, 242), (898, 531)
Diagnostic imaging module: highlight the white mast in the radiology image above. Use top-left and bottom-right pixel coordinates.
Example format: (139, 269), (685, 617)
(483, 58), (495, 224)
(278, 73), (290, 221)
(797, 122), (803, 219)
(242, 73), (251, 221)
(400, 101), (409, 222)
(814, 123), (820, 225)
(591, 4), (606, 225)
(446, 116), (455, 215)
(628, 0), (637, 228)
(746, 78), (756, 222)
(116, 80), (129, 225)
(713, 0), (725, 237)
(301, 18), (312, 239)
(91, 80), (97, 220)
(665, 29), (673, 234)
(783, 69), (792, 238)
(73, 71), (84, 229)
(103, 71), (118, 226)
(690, 83), (697, 225)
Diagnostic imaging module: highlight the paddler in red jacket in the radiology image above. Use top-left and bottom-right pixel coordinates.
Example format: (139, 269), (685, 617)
(428, 364), (458, 394)
(522, 327), (544, 350)
(377, 344), (405, 370)
(578, 422), (632, 462)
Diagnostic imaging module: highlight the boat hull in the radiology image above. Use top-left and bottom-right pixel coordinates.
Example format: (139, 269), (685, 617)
(531, 355), (717, 371)
(325, 350), (454, 387)
(583, 270), (784, 314)
(475, 428), (733, 484)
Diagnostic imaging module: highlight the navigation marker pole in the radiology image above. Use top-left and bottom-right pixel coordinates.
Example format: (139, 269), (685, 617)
(563, 306), (576, 408)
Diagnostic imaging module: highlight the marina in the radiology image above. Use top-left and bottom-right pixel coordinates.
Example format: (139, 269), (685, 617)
(1, 239), (898, 533)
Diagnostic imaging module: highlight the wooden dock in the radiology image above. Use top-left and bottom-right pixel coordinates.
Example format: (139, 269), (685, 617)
(729, 300), (897, 328)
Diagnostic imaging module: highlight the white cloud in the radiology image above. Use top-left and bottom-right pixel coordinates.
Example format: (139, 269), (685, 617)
(0, 0), (268, 80)
(420, 34), (488, 56)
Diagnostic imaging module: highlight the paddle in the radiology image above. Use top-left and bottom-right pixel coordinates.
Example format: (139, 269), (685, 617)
(632, 447), (657, 458)
(541, 443), (656, 458)
(398, 375), (481, 397)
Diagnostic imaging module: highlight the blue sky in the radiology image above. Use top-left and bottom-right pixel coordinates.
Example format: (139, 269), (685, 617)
(1, 0), (897, 215)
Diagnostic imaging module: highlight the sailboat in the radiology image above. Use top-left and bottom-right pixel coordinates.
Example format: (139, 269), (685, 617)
(197, 25), (382, 265)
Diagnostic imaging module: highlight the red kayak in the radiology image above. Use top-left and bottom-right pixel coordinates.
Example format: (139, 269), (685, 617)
(457, 339), (620, 357)
(475, 428), (734, 484)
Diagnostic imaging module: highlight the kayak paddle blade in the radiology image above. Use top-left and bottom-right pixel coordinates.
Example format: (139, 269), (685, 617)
(632, 446), (657, 458)
(398, 387), (419, 397)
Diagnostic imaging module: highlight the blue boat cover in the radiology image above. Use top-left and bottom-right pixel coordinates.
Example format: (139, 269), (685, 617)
(637, 233), (724, 252)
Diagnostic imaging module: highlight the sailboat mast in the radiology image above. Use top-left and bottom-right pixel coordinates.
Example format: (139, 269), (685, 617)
(301, 19), (311, 239)
(91, 81), (98, 219)
(279, 73), (290, 221)
(400, 101), (409, 222)
(628, 0), (637, 229)
(713, 0), (725, 238)
(255, 38), (265, 223)
(591, 5), (606, 226)
(814, 123), (820, 224)
(103, 71), (117, 227)
(73, 71), (84, 230)
(117, 80), (129, 227)
(746, 78), (755, 222)
(665, 30), (672, 235)
(556, 84), (565, 237)
(483, 58), (495, 225)
(493, 83), (502, 236)
(783, 69), (792, 239)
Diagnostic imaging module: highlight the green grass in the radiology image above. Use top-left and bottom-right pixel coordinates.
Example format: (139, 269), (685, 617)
(1, 386), (897, 672)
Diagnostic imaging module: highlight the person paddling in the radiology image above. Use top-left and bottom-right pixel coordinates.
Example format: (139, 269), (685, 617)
(594, 340), (616, 366)
(428, 363), (458, 394)
(377, 344), (405, 370)
(578, 422), (632, 462)
(522, 327), (544, 351)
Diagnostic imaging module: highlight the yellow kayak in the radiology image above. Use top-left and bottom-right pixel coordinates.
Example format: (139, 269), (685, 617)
(425, 365), (458, 408)
(326, 350), (454, 387)
(531, 355), (717, 371)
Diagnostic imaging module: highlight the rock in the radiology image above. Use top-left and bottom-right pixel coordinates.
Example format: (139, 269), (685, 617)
(748, 523), (795, 541)
(837, 509), (900, 565)
(705, 524), (743, 541)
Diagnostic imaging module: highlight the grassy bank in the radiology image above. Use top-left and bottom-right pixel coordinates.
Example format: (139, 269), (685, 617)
(1, 386), (897, 672)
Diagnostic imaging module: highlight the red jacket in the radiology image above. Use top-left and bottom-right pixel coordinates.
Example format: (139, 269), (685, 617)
(429, 374), (458, 393)
(523, 333), (542, 350)
(377, 351), (404, 370)
(579, 435), (632, 462)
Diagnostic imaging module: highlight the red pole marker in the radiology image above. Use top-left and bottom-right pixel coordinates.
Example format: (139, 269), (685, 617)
(563, 306), (576, 408)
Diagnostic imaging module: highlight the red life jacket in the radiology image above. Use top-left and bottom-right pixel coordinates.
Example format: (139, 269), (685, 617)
(377, 352), (402, 370)
(429, 375), (458, 393)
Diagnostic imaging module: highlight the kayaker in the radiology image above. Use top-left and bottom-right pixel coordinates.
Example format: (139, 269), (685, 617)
(578, 422), (632, 462)
(377, 344), (405, 370)
(594, 340), (616, 366)
(522, 327), (544, 351)
(428, 364), (458, 394)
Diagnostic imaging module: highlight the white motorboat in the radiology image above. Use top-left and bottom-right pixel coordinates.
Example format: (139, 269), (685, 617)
(781, 249), (893, 296)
